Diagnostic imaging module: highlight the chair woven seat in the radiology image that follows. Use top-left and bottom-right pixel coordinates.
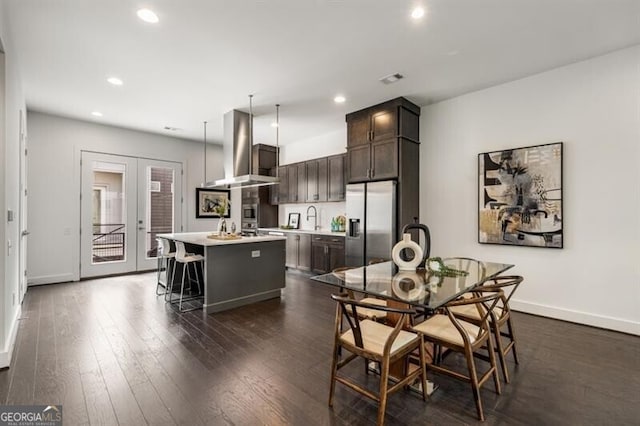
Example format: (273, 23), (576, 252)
(413, 314), (483, 347)
(449, 303), (504, 320)
(340, 319), (418, 357)
(356, 297), (388, 320)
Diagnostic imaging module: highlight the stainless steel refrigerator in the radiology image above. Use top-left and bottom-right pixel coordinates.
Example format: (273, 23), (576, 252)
(345, 180), (397, 267)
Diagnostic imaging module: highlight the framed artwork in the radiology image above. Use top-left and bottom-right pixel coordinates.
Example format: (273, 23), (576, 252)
(196, 188), (231, 218)
(478, 142), (563, 248)
(287, 213), (300, 229)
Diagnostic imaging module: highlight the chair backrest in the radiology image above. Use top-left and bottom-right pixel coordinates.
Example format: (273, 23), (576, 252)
(479, 275), (523, 306)
(158, 238), (172, 257)
(400, 220), (431, 265)
(331, 293), (416, 355)
(445, 290), (502, 345)
(174, 241), (188, 262)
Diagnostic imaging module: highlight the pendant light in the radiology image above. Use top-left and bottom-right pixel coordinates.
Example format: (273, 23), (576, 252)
(275, 104), (280, 178)
(201, 121), (208, 187)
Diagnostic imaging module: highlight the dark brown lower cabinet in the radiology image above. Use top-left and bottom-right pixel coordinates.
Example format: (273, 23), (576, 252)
(285, 233), (311, 271)
(311, 235), (345, 274)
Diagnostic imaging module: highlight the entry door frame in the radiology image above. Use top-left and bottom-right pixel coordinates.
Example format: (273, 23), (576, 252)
(79, 150), (185, 279)
(18, 109), (28, 302)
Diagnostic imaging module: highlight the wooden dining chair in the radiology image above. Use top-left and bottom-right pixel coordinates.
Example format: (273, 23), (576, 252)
(356, 258), (393, 320)
(449, 275), (524, 383)
(332, 266), (388, 322)
(329, 294), (428, 426)
(412, 290), (503, 421)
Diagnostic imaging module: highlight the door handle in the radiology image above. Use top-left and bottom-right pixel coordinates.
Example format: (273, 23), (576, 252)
(21, 230), (30, 237)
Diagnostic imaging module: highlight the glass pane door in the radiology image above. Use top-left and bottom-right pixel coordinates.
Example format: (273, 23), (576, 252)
(81, 153), (183, 277)
(81, 152), (137, 277)
(136, 159), (182, 271)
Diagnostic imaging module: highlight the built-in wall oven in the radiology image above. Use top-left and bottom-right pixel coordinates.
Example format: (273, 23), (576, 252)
(243, 203), (257, 220)
(242, 202), (258, 232)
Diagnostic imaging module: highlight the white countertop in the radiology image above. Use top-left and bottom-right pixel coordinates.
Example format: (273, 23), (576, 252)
(259, 228), (346, 237)
(157, 232), (286, 246)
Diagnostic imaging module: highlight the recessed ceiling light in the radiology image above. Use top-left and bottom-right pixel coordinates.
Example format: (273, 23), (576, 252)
(271, 122), (279, 128)
(379, 73), (404, 84)
(137, 8), (159, 23)
(411, 7), (425, 19)
(334, 95), (346, 103)
(91, 111), (103, 117)
(107, 77), (123, 86)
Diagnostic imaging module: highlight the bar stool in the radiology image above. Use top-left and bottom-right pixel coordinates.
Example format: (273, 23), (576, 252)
(168, 241), (204, 312)
(156, 238), (175, 296)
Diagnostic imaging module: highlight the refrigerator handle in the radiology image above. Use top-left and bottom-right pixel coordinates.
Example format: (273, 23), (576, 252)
(348, 218), (360, 237)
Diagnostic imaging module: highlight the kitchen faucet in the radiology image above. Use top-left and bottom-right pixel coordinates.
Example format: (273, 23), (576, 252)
(306, 205), (319, 230)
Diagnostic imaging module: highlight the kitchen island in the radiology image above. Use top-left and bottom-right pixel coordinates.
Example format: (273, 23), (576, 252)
(157, 232), (286, 313)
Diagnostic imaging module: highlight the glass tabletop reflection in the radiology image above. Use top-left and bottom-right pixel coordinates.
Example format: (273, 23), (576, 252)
(311, 258), (514, 312)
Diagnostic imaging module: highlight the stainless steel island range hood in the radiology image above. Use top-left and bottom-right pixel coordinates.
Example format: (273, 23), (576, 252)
(206, 97), (280, 189)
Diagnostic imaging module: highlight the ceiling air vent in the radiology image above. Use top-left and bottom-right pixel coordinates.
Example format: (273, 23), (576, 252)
(163, 126), (182, 131)
(379, 73), (404, 84)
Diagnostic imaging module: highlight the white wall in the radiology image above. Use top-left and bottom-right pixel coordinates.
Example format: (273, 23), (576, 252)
(279, 128), (346, 164)
(420, 45), (640, 335)
(277, 128), (347, 230)
(26, 111), (237, 285)
(0, 2), (28, 366)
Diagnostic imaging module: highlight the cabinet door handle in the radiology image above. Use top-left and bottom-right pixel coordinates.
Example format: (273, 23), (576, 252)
(324, 246), (328, 255)
(371, 168), (375, 178)
(331, 239), (340, 242)
(370, 130), (374, 140)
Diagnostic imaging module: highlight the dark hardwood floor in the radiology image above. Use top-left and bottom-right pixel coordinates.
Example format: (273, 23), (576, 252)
(1, 271), (638, 425)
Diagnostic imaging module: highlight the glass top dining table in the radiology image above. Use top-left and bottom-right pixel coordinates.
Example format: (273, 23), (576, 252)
(311, 258), (514, 313)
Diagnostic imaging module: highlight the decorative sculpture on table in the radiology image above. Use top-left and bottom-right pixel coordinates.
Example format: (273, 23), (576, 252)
(391, 233), (423, 271)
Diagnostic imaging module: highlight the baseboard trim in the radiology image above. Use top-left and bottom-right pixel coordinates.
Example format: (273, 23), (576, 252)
(0, 305), (22, 368)
(510, 299), (640, 336)
(203, 289), (282, 314)
(28, 273), (76, 286)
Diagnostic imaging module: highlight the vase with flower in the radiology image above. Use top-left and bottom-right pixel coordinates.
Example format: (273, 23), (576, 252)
(213, 197), (229, 234)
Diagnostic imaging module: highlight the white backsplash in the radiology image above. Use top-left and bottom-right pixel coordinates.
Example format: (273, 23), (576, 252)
(279, 202), (346, 232)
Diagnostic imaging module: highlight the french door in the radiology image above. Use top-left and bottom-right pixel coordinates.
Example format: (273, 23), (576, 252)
(80, 152), (182, 278)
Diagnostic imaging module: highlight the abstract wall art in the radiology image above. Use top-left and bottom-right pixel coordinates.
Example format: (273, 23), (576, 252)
(196, 188), (231, 219)
(478, 142), (563, 248)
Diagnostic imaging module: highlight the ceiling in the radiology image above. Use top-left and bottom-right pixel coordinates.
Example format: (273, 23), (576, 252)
(6, 0), (640, 145)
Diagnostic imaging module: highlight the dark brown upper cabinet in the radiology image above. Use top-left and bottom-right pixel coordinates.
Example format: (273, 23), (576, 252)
(287, 164), (299, 203)
(346, 110), (370, 146)
(269, 165), (288, 205)
(285, 163), (306, 203)
(327, 154), (346, 202)
(269, 153), (346, 205)
(252, 143), (278, 175)
(345, 97), (420, 183)
(306, 157), (328, 202)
